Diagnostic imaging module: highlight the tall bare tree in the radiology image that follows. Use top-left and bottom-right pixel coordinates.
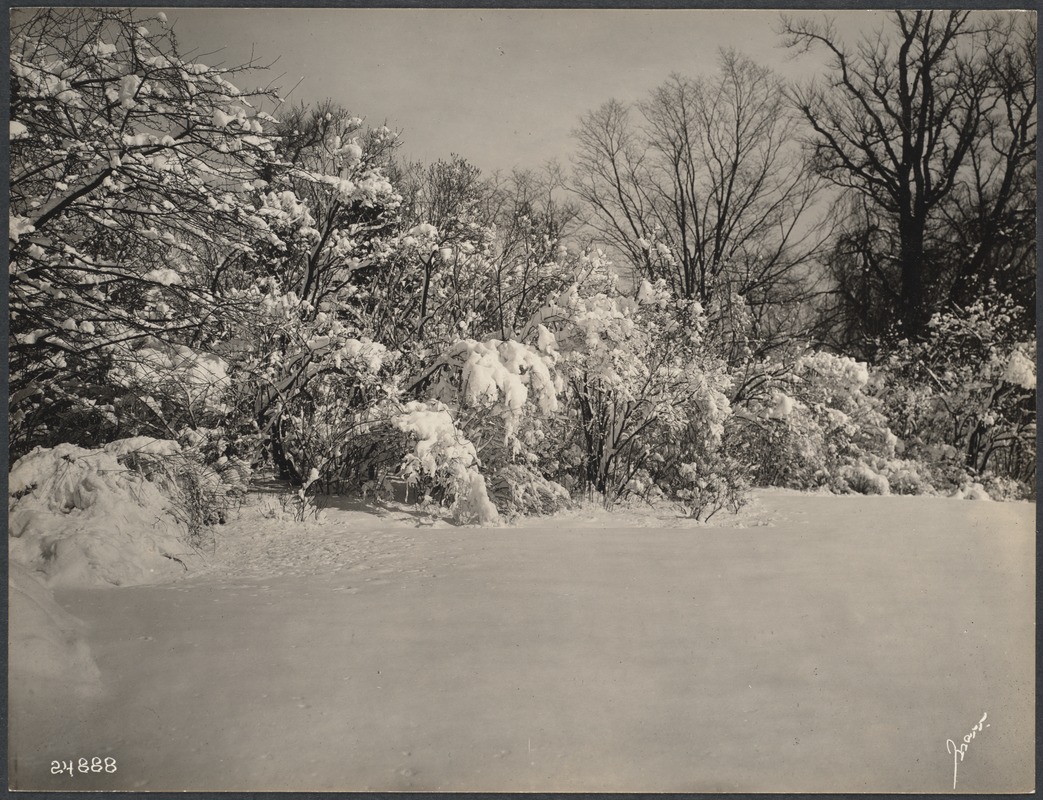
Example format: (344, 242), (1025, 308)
(571, 50), (824, 351)
(941, 15), (1036, 310)
(782, 11), (1036, 341)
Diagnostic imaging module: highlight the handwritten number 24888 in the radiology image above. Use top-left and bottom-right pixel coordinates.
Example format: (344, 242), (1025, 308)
(51, 758), (117, 776)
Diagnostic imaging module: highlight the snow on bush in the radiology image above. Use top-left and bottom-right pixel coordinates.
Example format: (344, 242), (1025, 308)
(730, 351), (901, 495)
(391, 401), (499, 525)
(486, 463), (571, 518)
(836, 463), (891, 496)
(980, 474), (1031, 502)
(8, 439), (205, 587)
(452, 338), (560, 418)
(880, 291), (1035, 496)
(223, 274), (399, 489)
(878, 457), (933, 496)
(952, 481), (992, 501)
(673, 458), (750, 521)
(386, 328), (569, 517)
(525, 270), (742, 514)
(8, 8), (283, 460)
(1001, 347), (1036, 390)
(109, 338), (231, 420)
(432, 336), (562, 452)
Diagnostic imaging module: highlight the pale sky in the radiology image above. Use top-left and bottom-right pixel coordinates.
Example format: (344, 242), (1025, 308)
(160, 8), (891, 174)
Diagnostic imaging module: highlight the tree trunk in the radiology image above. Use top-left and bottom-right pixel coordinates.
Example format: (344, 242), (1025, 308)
(898, 214), (927, 338)
(268, 417), (303, 485)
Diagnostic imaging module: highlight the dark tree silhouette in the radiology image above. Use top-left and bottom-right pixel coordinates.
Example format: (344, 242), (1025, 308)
(782, 11), (1036, 342)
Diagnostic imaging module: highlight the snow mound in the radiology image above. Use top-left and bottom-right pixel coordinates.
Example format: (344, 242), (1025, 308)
(953, 481), (992, 501)
(9, 561), (101, 694)
(9, 440), (196, 587)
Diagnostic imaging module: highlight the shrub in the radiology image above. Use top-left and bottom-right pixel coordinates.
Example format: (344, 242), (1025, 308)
(390, 400), (499, 525)
(673, 455), (750, 521)
(487, 464), (572, 518)
(879, 291), (1035, 496)
(529, 271), (742, 509)
(103, 438), (244, 545)
(878, 457), (932, 495)
(730, 351), (902, 493)
(9, 8), (280, 460)
(835, 463), (890, 496)
(8, 438), (219, 586)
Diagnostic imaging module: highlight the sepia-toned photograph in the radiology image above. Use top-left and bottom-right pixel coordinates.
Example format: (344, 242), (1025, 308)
(7, 5), (1036, 793)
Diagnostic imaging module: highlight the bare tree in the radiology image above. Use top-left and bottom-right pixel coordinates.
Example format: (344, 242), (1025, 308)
(481, 165), (582, 336)
(782, 11), (1036, 340)
(571, 50), (824, 351)
(940, 16), (1036, 310)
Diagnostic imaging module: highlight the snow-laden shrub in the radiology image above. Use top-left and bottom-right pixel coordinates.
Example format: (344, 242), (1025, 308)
(528, 268), (743, 512)
(110, 438), (246, 541)
(730, 351), (901, 494)
(487, 463), (572, 518)
(437, 335), (562, 444)
(8, 8), (283, 460)
(410, 331), (567, 512)
(390, 400), (499, 525)
(8, 439), (203, 586)
(980, 474), (1032, 502)
(878, 457), (932, 495)
(952, 481), (992, 501)
(879, 291), (1035, 497)
(835, 463), (890, 496)
(224, 277), (399, 489)
(105, 338), (233, 448)
(673, 455), (750, 521)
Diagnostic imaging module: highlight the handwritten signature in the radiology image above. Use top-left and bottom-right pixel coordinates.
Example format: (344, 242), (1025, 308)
(946, 712), (989, 789)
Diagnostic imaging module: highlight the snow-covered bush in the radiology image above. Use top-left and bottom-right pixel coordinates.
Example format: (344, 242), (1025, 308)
(952, 481), (992, 501)
(877, 457), (932, 496)
(524, 264), (743, 514)
(8, 438), (207, 586)
(980, 474), (1031, 502)
(673, 455), (750, 520)
(409, 333), (566, 509)
(104, 338), (233, 452)
(879, 291), (1035, 496)
(486, 464), (572, 518)
(836, 463), (890, 495)
(228, 280), (398, 489)
(110, 437), (246, 540)
(212, 105), (403, 488)
(8, 8), (282, 459)
(390, 400), (499, 524)
(729, 351), (901, 494)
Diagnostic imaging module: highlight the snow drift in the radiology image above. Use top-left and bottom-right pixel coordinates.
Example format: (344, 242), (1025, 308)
(8, 438), (198, 587)
(8, 562), (101, 694)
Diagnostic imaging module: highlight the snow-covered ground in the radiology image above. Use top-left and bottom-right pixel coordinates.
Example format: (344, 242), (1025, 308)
(9, 490), (1034, 792)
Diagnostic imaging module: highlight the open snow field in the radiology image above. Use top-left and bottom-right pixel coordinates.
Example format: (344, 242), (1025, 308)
(9, 490), (1034, 792)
